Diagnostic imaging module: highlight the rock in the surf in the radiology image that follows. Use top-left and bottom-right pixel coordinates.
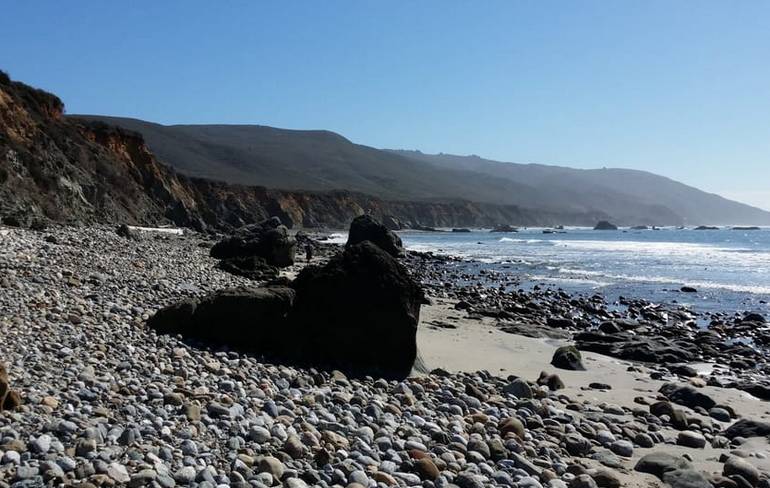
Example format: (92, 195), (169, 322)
(594, 221), (619, 230)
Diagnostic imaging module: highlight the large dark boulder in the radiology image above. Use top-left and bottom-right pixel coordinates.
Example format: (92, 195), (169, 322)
(290, 241), (424, 378)
(147, 286), (295, 353)
(346, 215), (403, 257)
(149, 242), (425, 379)
(210, 217), (296, 267)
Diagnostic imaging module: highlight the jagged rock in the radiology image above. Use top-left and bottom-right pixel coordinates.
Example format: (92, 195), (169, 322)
(594, 221), (618, 230)
(289, 242), (424, 378)
(551, 345), (585, 370)
(210, 217), (296, 267)
(346, 215), (403, 257)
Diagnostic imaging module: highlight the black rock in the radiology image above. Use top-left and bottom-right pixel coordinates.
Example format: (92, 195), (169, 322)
(659, 383), (716, 410)
(594, 221), (618, 230)
(634, 452), (691, 479)
(490, 225), (518, 233)
(210, 217), (296, 267)
(742, 312), (766, 323)
(217, 256), (279, 281)
(680, 286), (698, 293)
(451, 228), (472, 233)
(116, 224), (135, 240)
(551, 345), (585, 371)
(346, 214), (403, 257)
(147, 286), (296, 352)
(290, 241), (424, 379)
(724, 419), (770, 440)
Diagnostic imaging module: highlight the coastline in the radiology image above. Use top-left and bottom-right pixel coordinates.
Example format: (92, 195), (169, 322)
(0, 225), (769, 487)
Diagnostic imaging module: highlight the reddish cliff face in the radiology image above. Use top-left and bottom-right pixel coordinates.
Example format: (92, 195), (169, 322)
(0, 71), (606, 230)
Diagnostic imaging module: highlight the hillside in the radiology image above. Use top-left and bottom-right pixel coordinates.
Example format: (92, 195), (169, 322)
(1, 71), (597, 230)
(393, 151), (770, 226)
(75, 116), (770, 226)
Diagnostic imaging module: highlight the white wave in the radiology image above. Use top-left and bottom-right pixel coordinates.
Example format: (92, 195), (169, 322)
(558, 267), (770, 295)
(324, 232), (348, 245)
(550, 239), (751, 255)
(529, 274), (611, 288)
(499, 237), (553, 245)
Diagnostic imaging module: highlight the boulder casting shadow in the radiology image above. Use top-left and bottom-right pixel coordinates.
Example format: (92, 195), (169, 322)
(148, 241), (424, 379)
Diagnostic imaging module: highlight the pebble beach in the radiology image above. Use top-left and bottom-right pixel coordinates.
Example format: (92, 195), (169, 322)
(0, 226), (768, 488)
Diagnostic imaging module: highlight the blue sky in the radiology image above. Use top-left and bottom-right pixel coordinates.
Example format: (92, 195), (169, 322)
(2, 1), (769, 209)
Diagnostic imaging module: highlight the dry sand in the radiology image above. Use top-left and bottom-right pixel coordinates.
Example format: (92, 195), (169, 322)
(417, 297), (770, 482)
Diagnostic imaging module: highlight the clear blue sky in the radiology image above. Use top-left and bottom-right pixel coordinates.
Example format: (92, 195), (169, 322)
(2, 1), (769, 209)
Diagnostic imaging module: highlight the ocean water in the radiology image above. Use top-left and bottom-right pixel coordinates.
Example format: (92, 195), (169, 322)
(395, 227), (770, 315)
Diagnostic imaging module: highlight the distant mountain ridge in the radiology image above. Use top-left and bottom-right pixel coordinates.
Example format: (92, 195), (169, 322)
(74, 115), (770, 226)
(0, 70), (604, 230)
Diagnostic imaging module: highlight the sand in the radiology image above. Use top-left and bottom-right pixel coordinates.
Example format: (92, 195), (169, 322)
(417, 297), (770, 481)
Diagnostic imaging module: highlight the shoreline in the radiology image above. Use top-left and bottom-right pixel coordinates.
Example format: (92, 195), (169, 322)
(0, 225), (769, 487)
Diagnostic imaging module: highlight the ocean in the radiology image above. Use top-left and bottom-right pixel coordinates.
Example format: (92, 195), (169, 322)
(348, 227), (770, 316)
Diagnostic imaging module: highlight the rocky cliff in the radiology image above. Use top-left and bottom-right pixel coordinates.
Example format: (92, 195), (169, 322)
(0, 72), (604, 230)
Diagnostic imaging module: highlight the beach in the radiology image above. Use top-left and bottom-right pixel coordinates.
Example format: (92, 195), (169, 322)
(0, 225), (768, 488)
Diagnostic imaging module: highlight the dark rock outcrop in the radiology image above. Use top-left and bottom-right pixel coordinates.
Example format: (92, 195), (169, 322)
(594, 221), (618, 230)
(490, 225), (518, 233)
(210, 217), (296, 267)
(147, 286), (296, 352)
(289, 242), (424, 378)
(346, 215), (403, 257)
(150, 242), (424, 379)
